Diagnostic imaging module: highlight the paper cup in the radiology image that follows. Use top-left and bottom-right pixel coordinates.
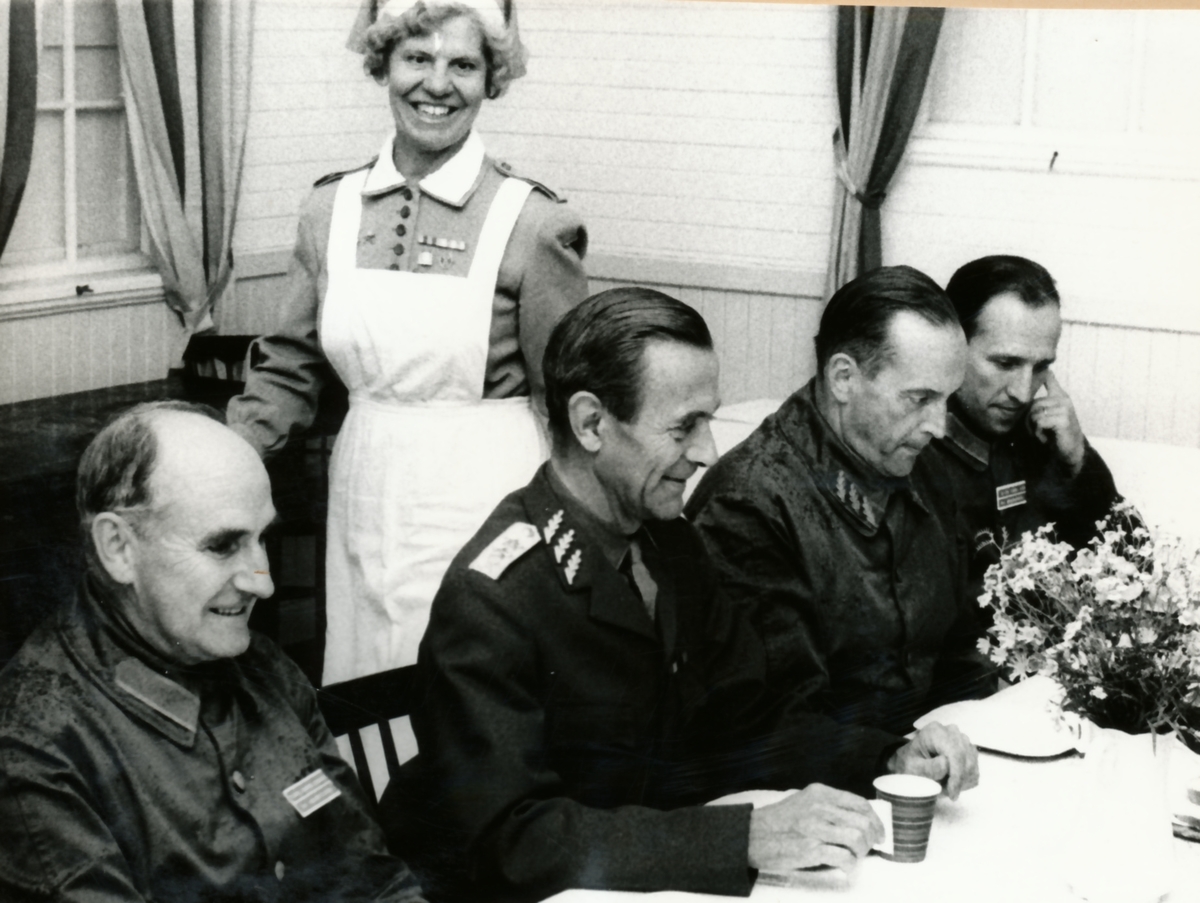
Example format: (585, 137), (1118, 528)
(872, 774), (941, 863)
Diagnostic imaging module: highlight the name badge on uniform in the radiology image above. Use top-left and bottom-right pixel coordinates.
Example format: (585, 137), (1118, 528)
(996, 480), (1027, 511)
(282, 770), (341, 818)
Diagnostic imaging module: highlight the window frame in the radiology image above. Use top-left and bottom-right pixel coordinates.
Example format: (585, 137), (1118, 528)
(0, 0), (161, 315)
(907, 8), (1200, 184)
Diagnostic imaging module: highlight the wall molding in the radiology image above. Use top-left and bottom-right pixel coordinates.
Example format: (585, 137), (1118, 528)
(234, 246), (828, 300)
(0, 282), (166, 324)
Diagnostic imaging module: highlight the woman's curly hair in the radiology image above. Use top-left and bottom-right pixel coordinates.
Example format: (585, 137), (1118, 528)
(362, 2), (527, 99)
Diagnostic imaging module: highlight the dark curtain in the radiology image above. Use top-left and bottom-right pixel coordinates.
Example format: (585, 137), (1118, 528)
(0, 0), (37, 258)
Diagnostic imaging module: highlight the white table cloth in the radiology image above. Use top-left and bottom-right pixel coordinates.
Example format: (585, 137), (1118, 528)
(551, 734), (1200, 903)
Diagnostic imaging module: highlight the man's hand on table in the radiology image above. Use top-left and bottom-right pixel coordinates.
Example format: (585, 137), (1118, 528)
(747, 784), (884, 873)
(887, 722), (979, 799)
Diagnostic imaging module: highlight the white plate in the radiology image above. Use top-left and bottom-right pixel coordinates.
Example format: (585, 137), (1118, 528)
(914, 676), (1080, 758)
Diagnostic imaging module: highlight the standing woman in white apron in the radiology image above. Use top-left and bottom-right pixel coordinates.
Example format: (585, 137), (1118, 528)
(228, 0), (588, 685)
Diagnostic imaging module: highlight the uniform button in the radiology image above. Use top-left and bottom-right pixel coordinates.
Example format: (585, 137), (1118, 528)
(231, 770), (246, 793)
(275, 860), (286, 881)
(395, 223), (406, 237)
(671, 662), (678, 674)
(393, 243), (405, 256)
(399, 205), (411, 218)
(400, 186), (413, 200)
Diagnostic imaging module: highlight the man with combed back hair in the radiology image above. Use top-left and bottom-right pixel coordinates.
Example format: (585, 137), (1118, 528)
(925, 255), (1121, 614)
(384, 286), (977, 902)
(688, 266), (996, 737)
(0, 401), (425, 903)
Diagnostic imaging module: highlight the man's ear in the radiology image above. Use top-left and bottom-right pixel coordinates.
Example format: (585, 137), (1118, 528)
(90, 513), (139, 586)
(825, 352), (860, 406)
(566, 391), (606, 454)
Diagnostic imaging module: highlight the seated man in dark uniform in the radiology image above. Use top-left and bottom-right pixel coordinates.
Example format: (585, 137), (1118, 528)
(687, 267), (995, 737)
(384, 287), (977, 902)
(927, 256), (1121, 609)
(0, 401), (425, 903)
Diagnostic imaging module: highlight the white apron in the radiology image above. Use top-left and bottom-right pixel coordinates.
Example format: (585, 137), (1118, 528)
(319, 168), (544, 684)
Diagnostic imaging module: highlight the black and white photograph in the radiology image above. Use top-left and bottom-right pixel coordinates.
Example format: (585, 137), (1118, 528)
(2, 1), (1199, 901)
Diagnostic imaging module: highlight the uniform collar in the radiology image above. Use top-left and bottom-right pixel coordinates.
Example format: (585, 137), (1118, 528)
(361, 130), (487, 207)
(523, 464), (658, 641)
(58, 579), (252, 749)
(941, 399), (994, 472)
(782, 380), (929, 536)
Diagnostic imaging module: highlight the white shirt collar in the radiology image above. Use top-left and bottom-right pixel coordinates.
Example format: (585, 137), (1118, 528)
(360, 131), (487, 207)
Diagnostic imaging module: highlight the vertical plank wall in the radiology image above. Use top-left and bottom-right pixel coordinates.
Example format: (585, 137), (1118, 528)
(0, 301), (178, 405)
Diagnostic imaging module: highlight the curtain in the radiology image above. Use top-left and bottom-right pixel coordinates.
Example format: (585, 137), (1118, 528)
(825, 6), (944, 297)
(116, 0), (253, 332)
(0, 0), (37, 257)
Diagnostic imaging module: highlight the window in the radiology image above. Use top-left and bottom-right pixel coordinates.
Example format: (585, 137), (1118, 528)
(1, 0), (155, 306)
(909, 8), (1200, 180)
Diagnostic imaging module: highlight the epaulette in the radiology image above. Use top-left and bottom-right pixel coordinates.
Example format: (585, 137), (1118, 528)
(313, 158), (376, 189)
(493, 159), (566, 202)
(469, 522), (542, 580)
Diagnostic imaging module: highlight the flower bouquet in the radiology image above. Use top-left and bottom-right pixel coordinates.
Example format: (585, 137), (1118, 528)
(976, 502), (1200, 750)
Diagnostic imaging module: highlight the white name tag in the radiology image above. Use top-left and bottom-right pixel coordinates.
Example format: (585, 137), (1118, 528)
(996, 480), (1027, 511)
(282, 769), (341, 818)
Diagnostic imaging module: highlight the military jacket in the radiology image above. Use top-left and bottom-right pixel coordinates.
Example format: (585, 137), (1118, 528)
(686, 380), (994, 737)
(227, 132), (588, 456)
(0, 580), (425, 903)
(926, 401), (1120, 608)
(386, 464), (898, 902)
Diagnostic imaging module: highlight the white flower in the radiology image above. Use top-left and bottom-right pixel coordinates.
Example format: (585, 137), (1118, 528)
(1117, 633), (1133, 649)
(976, 637), (991, 656)
(1090, 686), (1108, 700)
(1136, 626), (1159, 645)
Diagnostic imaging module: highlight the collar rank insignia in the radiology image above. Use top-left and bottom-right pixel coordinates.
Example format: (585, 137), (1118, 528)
(470, 522), (541, 580)
(553, 529), (576, 563)
(543, 509), (564, 544)
(835, 469), (878, 528)
(563, 548), (583, 585)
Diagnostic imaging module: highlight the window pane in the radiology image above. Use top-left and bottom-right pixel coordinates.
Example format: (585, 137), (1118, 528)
(38, 47), (64, 102)
(2, 114), (66, 266)
(77, 111), (141, 258)
(76, 47), (122, 102)
(1033, 10), (1137, 132)
(75, 0), (119, 46)
(1141, 11), (1200, 136)
(41, 0), (64, 46)
(927, 9), (1025, 127)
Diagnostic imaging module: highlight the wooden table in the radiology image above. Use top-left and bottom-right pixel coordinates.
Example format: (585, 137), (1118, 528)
(551, 739), (1200, 903)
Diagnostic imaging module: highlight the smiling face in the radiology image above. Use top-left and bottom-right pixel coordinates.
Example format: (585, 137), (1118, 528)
(839, 312), (967, 478)
(594, 341), (721, 530)
(957, 292), (1062, 438)
(378, 14), (488, 176)
(122, 415), (276, 665)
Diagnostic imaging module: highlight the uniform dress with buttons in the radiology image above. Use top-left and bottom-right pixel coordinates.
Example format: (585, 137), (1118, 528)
(228, 131), (588, 683)
(687, 379), (996, 737)
(382, 463), (901, 902)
